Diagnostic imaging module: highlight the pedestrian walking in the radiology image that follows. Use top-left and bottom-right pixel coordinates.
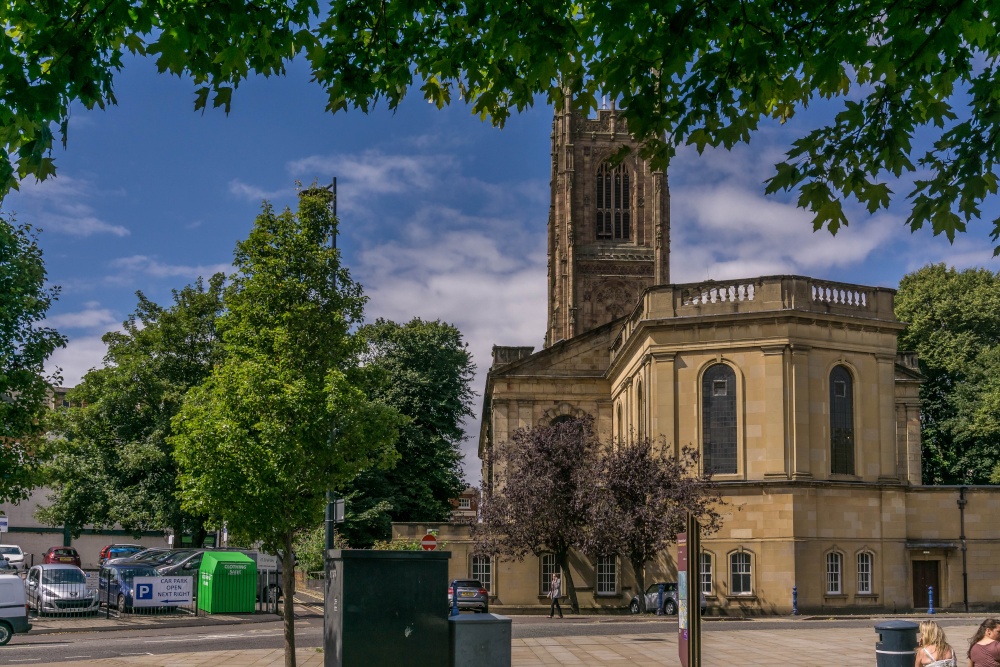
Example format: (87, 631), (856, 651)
(547, 572), (563, 619)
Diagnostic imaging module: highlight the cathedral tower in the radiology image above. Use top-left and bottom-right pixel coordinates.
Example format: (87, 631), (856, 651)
(546, 98), (671, 347)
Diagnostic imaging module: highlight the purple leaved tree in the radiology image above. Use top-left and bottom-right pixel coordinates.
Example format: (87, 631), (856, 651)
(584, 438), (722, 612)
(474, 417), (600, 614)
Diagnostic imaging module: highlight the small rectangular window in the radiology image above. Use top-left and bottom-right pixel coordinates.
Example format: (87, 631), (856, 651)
(857, 553), (873, 594)
(458, 498), (471, 509)
(713, 380), (727, 397)
(596, 556), (616, 595)
(826, 553), (842, 594)
(834, 381), (846, 398)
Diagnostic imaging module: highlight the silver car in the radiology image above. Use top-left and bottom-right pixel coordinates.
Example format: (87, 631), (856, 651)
(629, 581), (707, 615)
(447, 579), (489, 613)
(25, 564), (100, 615)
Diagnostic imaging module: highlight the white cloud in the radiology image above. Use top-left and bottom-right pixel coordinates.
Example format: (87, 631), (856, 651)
(46, 332), (112, 388)
(45, 306), (118, 330)
(5, 174), (129, 237)
(228, 180), (288, 202)
(106, 255), (232, 283)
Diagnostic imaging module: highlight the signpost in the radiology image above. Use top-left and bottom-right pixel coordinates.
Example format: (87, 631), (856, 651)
(132, 576), (194, 608)
(420, 534), (437, 551)
(677, 513), (702, 667)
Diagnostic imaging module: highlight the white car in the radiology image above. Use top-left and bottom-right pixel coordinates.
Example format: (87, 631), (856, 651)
(24, 565), (100, 615)
(0, 545), (25, 572)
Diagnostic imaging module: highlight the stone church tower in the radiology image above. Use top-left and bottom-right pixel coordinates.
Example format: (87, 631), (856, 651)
(546, 97), (671, 347)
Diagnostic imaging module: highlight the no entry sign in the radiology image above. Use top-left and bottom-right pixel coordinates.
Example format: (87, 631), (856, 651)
(421, 534), (437, 551)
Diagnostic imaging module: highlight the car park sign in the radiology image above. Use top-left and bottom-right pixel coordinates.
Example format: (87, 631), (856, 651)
(0, 516), (7, 532)
(132, 576), (194, 607)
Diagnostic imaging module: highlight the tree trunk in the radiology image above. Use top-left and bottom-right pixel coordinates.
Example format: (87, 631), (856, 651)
(557, 552), (580, 614)
(282, 530), (297, 667)
(631, 557), (646, 613)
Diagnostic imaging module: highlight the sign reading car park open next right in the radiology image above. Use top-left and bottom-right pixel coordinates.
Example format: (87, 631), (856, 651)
(132, 576), (194, 607)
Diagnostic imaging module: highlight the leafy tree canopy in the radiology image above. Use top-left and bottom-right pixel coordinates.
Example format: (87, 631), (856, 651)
(169, 188), (402, 666)
(339, 317), (473, 547)
(584, 438), (721, 612)
(895, 264), (1000, 484)
(5, 1), (1000, 247)
(0, 212), (65, 503)
(39, 275), (225, 538)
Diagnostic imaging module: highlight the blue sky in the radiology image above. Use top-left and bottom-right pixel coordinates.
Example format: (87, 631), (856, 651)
(6, 56), (999, 484)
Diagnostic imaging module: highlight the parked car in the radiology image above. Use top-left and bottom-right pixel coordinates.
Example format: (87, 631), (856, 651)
(106, 547), (173, 566)
(629, 582), (707, 615)
(0, 559), (15, 573)
(0, 545), (25, 571)
(42, 547), (81, 568)
(447, 579), (489, 613)
(98, 544), (142, 565)
(98, 563), (159, 611)
(101, 545), (144, 564)
(155, 550), (204, 577)
(0, 573), (31, 645)
(24, 564), (100, 615)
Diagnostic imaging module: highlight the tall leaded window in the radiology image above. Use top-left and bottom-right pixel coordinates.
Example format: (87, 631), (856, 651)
(596, 556), (617, 594)
(857, 552), (873, 594)
(637, 380), (645, 440)
(596, 162), (631, 241)
(730, 552), (752, 595)
(700, 552), (713, 595)
(472, 556), (492, 592)
(830, 365), (855, 475)
(541, 554), (560, 594)
(703, 364), (737, 475)
(826, 552), (842, 594)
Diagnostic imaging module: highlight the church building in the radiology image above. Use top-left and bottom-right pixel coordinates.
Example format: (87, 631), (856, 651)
(469, 99), (1000, 614)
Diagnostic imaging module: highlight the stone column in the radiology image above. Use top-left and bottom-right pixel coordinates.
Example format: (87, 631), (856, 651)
(790, 345), (813, 479)
(877, 354), (899, 483)
(651, 351), (677, 457)
(762, 345), (789, 478)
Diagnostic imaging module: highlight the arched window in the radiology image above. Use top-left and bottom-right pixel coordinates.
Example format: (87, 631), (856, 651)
(857, 551), (874, 594)
(699, 552), (713, 596)
(729, 551), (752, 595)
(830, 365), (855, 475)
(826, 552), (843, 594)
(703, 364), (737, 475)
(637, 380), (645, 440)
(616, 403), (623, 442)
(596, 162), (631, 241)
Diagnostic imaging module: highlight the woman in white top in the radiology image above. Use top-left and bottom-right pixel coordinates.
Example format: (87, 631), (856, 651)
(916, 620), (957, 667)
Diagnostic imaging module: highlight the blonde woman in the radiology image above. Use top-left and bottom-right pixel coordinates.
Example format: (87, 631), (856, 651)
(915, 621), (956, 667)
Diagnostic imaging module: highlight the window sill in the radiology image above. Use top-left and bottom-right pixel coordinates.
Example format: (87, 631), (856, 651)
(725, 594), (757, 601)
(854, 594), (879, 599)
(595, 592), (620, 598)
(823, 594), (848, 599)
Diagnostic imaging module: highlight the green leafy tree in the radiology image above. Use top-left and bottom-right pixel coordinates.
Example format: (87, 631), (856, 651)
(39, 276), (225, 538)
(6, 2), (1000, 247)
(339, 318), (474, 547)
(0, 212), (65, 503)
(895, 264), (1000, 484)
(170, 188), (402, 667)
(474, 417), (600, 614)
(583, 438), (721, 612)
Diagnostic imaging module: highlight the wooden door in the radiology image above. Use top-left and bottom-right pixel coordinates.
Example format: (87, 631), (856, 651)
(912, 560), (939, 608)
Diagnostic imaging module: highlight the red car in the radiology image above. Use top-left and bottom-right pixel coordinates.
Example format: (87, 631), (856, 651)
(43, 546), (82, 567)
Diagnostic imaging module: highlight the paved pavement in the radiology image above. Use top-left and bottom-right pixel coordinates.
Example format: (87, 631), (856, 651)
(17, 613), (987, 667)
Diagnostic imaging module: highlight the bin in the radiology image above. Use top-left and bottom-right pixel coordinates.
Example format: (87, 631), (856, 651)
(449, 613), (512, 667)
(875, 620), (919, 667)
(198, 551), (257, 613)
(325, 549), (449, 667)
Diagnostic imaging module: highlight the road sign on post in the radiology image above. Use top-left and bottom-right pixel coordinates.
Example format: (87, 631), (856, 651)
(421, 534), (437, 551)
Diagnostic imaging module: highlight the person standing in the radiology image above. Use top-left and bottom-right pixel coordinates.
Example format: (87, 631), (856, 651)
(547, 572), (564, 619)
(968, 618), (1000, 667)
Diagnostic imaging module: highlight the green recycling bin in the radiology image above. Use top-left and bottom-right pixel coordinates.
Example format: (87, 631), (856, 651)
(198, 551), (257, 613)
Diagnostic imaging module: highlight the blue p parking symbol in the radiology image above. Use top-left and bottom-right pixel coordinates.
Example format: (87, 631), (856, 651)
(136, 584), (153, 600)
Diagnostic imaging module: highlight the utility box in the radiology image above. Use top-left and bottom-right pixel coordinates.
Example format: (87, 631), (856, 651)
(449, 613), (512, 667)
(198, 551), (257, 614)
(325, 549), (450, 667)
(875, 620), (919, 667)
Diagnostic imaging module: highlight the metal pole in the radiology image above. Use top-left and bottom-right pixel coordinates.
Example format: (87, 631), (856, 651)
(657, 583), (664, 615)
(792, 586), (798, 615)
(928, 586), (935, 614)
(451, 579), (460, 617)
(959, 486), (969, 612)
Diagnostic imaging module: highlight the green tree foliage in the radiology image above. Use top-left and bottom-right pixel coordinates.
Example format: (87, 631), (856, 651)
(170, 189), (402, 667)
(5, 1), (1000, 247)
(339, 318), (473, 547)
(39, 276), (225, 538)
(583, 439), (721, 612)
(895, 264), (1000, 484)
(0, 212), (65, 503)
